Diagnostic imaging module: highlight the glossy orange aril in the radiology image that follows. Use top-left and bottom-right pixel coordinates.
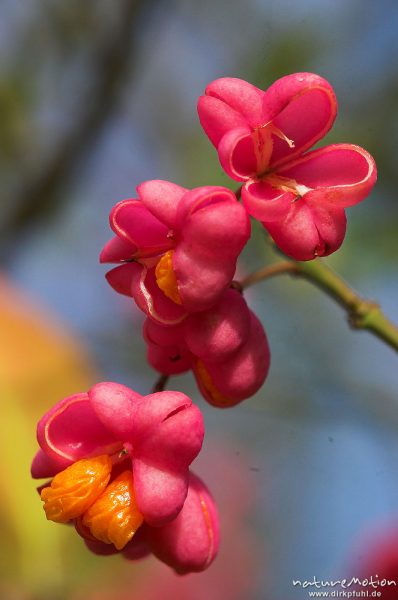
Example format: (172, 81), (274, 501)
(41, 455), (112, 523)
(82, 470), (144, 550)
(155, 250), (182, 305)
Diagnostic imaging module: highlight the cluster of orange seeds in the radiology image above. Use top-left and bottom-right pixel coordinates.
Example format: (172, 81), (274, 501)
(40, 455), (144, 550)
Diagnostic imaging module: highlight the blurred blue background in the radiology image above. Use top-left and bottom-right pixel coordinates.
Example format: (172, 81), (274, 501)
(1, 1), (398, 599)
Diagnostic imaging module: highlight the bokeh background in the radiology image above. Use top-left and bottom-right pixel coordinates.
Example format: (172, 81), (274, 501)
(1, 1), (398, 599)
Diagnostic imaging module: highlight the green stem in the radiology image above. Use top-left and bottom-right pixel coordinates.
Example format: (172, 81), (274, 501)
(241, 262), (298, 288)
(242, 258), (398, 353)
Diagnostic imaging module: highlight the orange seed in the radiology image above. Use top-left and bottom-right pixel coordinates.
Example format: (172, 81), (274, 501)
(82, 470), (144, 550)
(40, 455), (112, 523)
(155, 250), (182, 305)
(195, 359), (231, 407)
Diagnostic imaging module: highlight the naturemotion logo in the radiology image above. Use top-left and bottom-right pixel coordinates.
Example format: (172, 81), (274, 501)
(292, 575), (396, 598)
